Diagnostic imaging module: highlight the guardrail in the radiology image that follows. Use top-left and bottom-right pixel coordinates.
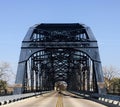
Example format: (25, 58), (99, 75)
(70, 91), (120, 107)
(0, 91), (49, 105)
(93, 93), (120, 106)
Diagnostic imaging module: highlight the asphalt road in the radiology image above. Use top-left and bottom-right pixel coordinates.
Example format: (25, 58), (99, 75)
(2, 91), (107, 107)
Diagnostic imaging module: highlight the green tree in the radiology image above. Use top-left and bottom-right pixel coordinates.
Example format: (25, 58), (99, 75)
(111, 78), (120, 94)
(0, 80), (7, 94)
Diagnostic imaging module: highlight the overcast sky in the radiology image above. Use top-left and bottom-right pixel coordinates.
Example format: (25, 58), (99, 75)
(0, 0), (120, 79)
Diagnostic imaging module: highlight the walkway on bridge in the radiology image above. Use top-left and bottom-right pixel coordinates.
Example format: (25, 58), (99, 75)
(2, 91), (107, 107)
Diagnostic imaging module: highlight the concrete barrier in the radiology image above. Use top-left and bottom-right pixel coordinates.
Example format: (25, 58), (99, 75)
(69, 91), (120, 107)
(0, 91), (49, 105)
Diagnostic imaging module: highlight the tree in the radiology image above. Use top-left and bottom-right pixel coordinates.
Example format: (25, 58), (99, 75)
(0, 61), (13, 94)
(0, 62), (10, 80)
(0, 80), (7, 94)
(111, 78), (120, 94)
(103, 65), (120, 94)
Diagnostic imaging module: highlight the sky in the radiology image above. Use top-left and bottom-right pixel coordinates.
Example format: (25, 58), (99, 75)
(0, 0), (120, 81)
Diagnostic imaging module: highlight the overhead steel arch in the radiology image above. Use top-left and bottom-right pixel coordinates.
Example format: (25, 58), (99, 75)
(14, 23), (106, 94)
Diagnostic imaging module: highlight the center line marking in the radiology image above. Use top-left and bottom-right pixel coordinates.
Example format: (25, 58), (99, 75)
(56, 93), (64, 107)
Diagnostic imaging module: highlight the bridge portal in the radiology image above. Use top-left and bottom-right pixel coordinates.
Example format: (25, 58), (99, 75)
(14, 23), (105, 94)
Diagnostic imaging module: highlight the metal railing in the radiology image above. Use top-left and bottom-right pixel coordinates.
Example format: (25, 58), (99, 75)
(0, 91), (49, 105)
(70, 91), (120, 107)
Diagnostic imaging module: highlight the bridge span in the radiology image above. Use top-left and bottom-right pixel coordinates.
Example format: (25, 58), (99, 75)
(2, 91), (107, 107)
(14, 23), (105, 94)
(6, 23), (119, 107)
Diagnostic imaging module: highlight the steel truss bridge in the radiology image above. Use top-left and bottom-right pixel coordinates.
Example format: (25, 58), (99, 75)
(14, 23), (106, 95)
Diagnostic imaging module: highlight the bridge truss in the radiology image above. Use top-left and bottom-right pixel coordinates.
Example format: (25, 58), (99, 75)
(14, 23), (105, 94)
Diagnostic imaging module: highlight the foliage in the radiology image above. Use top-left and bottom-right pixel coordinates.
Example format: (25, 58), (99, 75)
(110, 78), (120, 94)
(103, 65), (120, 94)
(0, 80), (7, 94)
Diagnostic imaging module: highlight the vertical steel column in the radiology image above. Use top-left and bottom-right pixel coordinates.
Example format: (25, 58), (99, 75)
(86, 57), (90, 91)
(35, 71), (38, 91)
(31, 57), (34, 92)
(23, 61), (28, 93)
(92, 62), (98, 92)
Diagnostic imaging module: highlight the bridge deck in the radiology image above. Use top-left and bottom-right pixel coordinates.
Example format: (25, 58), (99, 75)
(2, 91), (107, 107)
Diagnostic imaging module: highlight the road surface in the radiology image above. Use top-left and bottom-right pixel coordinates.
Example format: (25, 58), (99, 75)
(2, 91), (107, 107)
